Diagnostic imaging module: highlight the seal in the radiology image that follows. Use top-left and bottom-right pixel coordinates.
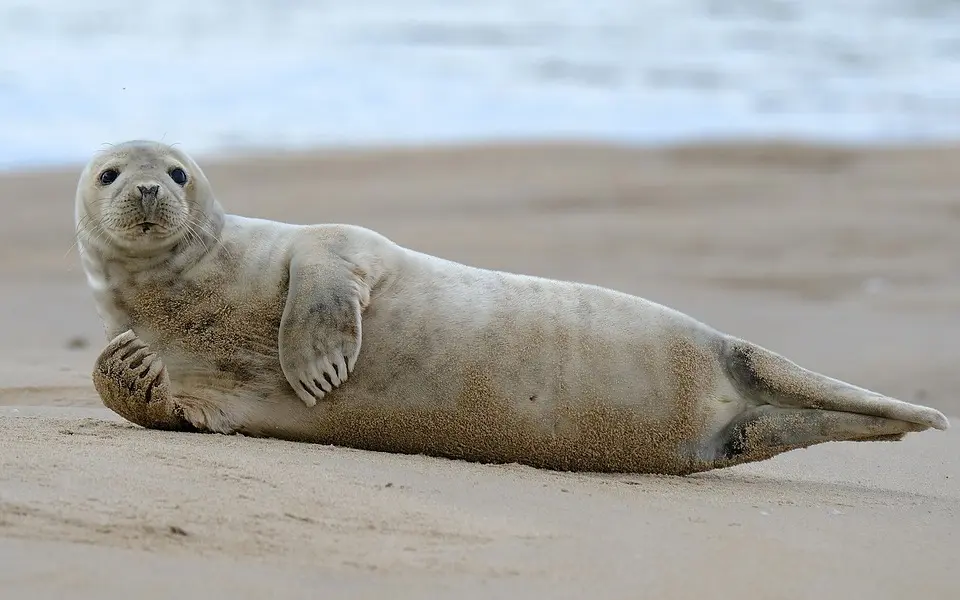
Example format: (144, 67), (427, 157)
(76, 140), (950, 475)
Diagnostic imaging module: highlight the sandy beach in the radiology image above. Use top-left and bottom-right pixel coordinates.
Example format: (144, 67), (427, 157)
(1, 141), (958, 598)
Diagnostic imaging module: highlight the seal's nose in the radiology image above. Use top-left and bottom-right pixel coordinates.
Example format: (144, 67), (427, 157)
(136, 184), (161, 218)
(137, 185), (160, 199)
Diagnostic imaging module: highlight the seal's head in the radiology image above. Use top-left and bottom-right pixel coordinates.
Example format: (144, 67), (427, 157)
(75, 140), (222, 256)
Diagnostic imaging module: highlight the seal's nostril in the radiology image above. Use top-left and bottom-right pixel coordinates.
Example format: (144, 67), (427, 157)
(137, 184), (160, 199)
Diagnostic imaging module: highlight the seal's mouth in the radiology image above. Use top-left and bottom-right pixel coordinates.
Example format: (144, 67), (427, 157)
(128, 221), (167, 236)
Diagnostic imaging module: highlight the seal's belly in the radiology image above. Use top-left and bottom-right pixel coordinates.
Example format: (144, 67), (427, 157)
(289, 269), (723, 473)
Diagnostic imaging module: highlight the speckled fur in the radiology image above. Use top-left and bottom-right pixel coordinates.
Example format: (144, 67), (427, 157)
(77, 140), (951, 476)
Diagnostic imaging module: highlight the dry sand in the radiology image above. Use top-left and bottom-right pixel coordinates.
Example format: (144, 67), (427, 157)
(1, 141), (958, 599)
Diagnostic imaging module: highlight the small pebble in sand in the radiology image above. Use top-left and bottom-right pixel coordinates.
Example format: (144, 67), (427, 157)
(65, 336), (89, 350)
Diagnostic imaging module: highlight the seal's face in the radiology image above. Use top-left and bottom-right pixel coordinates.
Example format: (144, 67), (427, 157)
(77, 140), (214, 254)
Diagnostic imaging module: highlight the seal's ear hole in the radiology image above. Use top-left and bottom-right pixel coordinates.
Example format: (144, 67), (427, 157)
(98, 168), (119, 186)
(169, 167), (188, 186)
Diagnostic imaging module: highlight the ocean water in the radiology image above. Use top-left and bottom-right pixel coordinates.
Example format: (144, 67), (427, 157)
(1, 0), (959, 169)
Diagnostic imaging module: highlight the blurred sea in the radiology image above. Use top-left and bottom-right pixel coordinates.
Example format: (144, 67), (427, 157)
(1, 0), (959, 169)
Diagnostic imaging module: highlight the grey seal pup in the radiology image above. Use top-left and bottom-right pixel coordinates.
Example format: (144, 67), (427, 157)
(75, 140), (950, 475)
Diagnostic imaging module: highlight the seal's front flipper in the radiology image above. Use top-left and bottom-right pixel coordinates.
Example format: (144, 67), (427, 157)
(92, 329), (207, 432)
(278, 248), (371, 407)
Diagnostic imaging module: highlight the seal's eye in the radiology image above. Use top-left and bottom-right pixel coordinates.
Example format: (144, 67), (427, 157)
(169, 167), (188, 186)
(98, 169), (119, 186)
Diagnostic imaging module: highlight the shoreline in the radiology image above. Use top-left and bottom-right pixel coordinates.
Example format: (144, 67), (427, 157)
(6, 135), (960, 175)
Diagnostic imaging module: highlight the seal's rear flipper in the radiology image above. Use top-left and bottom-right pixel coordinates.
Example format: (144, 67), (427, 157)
(709, 405), (927, 467)
(721, 337), (949, 431)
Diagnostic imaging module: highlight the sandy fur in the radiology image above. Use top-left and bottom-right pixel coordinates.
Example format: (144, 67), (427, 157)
(76, 141), (950, 476)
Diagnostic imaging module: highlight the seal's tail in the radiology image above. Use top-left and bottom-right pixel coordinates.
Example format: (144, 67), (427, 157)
(720, 337), (950, 431)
